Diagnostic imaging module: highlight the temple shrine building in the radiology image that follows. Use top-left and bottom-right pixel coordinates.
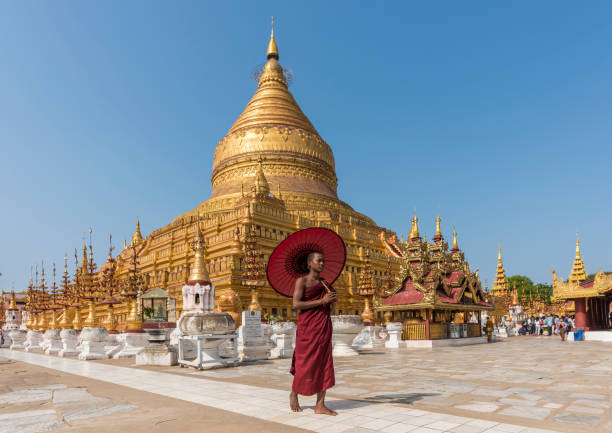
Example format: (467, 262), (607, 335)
(552, 238), (612, 332)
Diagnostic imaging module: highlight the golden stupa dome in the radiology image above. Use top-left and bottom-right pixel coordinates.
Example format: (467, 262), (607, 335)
(210, 28), (337, 201)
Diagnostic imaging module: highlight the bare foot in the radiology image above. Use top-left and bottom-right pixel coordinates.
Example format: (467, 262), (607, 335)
(314, 404), (337, 416)
(290, 392), (303, 412)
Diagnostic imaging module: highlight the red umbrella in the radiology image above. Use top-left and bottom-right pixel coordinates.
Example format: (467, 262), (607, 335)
(267, 227), (347, 297)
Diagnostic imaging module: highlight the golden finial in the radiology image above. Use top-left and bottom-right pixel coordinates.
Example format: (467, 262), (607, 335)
(277, 183), (282, 199)
(498, 247), (502, 262)
(575, 236), (581, 258)
(253, 156), (270, 195)
(409, 215), (420, 239)
(8, 291), (17, 310)
(189, 214), (210, 283)
(123, 238), (127, 249)
(435, 215), (441, 237)
(81, 243), (88, 270)
(452, 229), (458, 250)
(267, 16), (279, 60)
(131, 217), (144, 246)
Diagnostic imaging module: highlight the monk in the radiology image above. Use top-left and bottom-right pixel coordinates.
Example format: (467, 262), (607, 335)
(290, 251), (338, 415)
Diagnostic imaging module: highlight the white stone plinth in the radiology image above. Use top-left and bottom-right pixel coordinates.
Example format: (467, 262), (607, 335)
(24, 330), (43, 352)
(385, 322), (402, 349)
(8, 329), (26, 350)
(353, 326), (388, 351)
(269, 322), (296, 359)
(78, 327), (109, 360)
(59, 329), (80, 357)
(44, 330), (63, 355)
(331, 315), (363, 357)
(113, 332), (149, 359)
(136, 345), (177, 366)
(237, 310), (269, 361)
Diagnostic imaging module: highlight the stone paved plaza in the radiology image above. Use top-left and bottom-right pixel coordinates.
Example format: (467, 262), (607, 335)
(2, 337), (612, 433)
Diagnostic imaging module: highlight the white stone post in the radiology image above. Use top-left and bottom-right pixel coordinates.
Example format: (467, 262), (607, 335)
(269, 322), (296, 359)
(385, 322), (402, 349)
(24, 330), (43, 352)
(78, 327), (109, 360)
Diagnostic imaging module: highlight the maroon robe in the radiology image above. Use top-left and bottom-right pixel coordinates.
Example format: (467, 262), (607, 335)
(290, 281), (335, 396)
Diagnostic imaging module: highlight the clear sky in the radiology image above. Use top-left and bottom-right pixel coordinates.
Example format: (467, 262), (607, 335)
(1, 1), (611, 291)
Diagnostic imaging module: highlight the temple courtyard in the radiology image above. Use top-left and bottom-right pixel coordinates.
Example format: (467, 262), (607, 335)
(1, 337), (611, 433)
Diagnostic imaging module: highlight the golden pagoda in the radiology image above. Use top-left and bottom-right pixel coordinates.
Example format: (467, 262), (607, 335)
(26, 24), (488, 330)
(103, 25), (398, 321)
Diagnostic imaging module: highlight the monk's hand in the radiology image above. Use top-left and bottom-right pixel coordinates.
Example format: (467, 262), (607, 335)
(321, 291), (337, 305)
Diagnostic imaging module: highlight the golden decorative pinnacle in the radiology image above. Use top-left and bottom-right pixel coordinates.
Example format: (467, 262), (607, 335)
(131, 217), (144, 246)
(253, 156), (270, 195)
(267, 16), (279, 60)
(452, 229), (458, 250)
(189, 215), (210, 283)
(435, 215), (441, 237)
(575, 236), (581, 258)
(409, 215), (420, 239)
(569, 236), (587, 283)
(8, 291), (17, 310)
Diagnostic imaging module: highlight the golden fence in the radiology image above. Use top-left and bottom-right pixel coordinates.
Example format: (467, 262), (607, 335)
(467, 323), (481, 338)
(429, 323), (448, 340)
(402, 323), (426, 340)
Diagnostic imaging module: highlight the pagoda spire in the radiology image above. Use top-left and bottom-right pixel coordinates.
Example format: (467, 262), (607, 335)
(491, 247), (509, 296)
(189, 216), (210, 284)
(131, 217), (144, 246)
(451, 229), (459, 251)
(408, 215), (420, 240)
(569, 237), (587, 283)
(253, 156), (270, 195)
(433, 215), (443, 242)
(267, 16), (279, 60)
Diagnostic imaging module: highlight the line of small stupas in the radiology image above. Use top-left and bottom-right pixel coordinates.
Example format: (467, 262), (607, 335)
(489, 248), (566, 320)
(22, 235), (145, 334)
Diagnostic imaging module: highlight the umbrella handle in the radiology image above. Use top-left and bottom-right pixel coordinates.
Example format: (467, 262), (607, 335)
(320, 280), (332, 294)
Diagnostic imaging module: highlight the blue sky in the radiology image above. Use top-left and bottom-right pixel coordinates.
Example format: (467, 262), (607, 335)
(1, 1), (611, 291)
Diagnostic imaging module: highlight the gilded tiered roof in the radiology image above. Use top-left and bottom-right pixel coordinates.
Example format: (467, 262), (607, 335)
(491, 248), (509, 296)
(569, 237), (587, 283)
(552, 238), (612, 301)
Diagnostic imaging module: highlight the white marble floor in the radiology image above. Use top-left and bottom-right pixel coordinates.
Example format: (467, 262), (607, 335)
(0, 349), (560, 433)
